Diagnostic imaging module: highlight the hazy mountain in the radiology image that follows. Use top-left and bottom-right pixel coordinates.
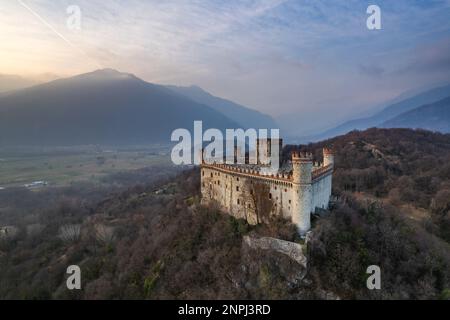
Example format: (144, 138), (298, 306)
(382, 96), (450, 133)
(165, 85), (278, 130)
(0, 69), (240, 146)
(0, 74), (37, 93)
(307, 84), (450, 141)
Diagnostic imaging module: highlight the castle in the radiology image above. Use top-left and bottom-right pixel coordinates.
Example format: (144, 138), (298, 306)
(200, 139), (334, 235)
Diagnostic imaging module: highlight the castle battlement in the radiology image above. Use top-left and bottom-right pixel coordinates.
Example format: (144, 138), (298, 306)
(291, 151), (313, 161)
(201, 162), (333, 184)
(201, 163), (293, 185)
(200, 141), (334, 235)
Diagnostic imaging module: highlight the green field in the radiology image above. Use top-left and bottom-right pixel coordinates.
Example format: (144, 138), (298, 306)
(0, 146), (172, 188)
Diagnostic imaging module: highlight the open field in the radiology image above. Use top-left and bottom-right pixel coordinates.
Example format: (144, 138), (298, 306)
(0, 145), (172, 188)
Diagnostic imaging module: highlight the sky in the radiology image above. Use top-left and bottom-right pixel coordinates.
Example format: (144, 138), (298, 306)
(0, 0), (450, 134)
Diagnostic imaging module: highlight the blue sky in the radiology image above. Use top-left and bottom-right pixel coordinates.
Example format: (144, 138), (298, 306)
(1, 0), (450, 133)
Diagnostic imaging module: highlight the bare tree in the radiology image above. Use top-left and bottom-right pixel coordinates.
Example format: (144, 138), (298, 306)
(201, 173), (214, 202)
(58, 224), (81, 242)
(243, 180), (273, 224)
(95, 224), (116, 244)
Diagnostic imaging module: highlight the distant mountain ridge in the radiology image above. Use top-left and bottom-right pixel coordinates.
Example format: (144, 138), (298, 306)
(165, 85), (278, 130)
(2, 68), (448, 147)
(382, 96), (450, 133)
(0, 69), (244, 146)
(305, 84), (450, 141)
(0, 74), (37, 94)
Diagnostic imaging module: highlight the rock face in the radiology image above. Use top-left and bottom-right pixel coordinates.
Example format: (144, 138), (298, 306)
(243, 235), (307, 268)
(240, 235), (309, 294)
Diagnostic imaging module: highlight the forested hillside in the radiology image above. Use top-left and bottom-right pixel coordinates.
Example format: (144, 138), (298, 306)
(1, 128), (449, 299)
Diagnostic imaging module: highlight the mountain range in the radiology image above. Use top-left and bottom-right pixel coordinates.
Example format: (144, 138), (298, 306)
(0, 68), (449, 147)
(382, 96), (450, 132)
(0, 69), (275, 146)
(0, 74), (37, 94)
(165, 85), (277, 130)
(297, 84), (450, 142)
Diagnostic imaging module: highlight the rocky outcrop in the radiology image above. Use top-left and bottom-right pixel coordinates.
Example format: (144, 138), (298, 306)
(0, 226), (18, 239)
(243, 235), (307, 268)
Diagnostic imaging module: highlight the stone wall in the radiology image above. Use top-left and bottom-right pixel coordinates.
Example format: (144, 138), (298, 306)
(201, 158), (333, 234)
(201, 166), (295, 224)
(312, 173), (332, 211)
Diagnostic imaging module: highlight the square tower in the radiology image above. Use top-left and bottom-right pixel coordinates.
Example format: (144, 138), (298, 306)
(256, 138), (283, 167)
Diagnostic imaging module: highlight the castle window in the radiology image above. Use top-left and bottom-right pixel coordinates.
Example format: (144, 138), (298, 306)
(250, 190), (253, 195)
(274, 186), (277, 190)
(202, 171), (205, 176)
(285, 189), (287, 192)
(289, 200), (291, 204)
(218, 180), (220, 186)
(269, 193), (272, 200)
(237, 177), (239, 181)
(211, 173), (213, 178)
(248, 204), (251, 209)
(236, 186), (239, 192)
(237, 199), (240, 205)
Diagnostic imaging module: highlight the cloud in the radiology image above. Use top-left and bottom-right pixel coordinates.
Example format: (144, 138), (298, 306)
(408, 37), (450, 73)
(358, 64), (385, 78)
(1, 0), (450, 131)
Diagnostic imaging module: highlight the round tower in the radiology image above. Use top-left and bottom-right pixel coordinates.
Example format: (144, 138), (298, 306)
(291, 152), (313, 235)
(292, 152), (313, 184)
(323, 147), (334, 167)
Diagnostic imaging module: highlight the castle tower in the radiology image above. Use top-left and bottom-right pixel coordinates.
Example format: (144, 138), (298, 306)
(291, 151), (313, 235)
(323, 147), (334, 167)
(234, 145), (243, 164)
(257, 138), (283, 166)
(199, 148), (204, 164)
